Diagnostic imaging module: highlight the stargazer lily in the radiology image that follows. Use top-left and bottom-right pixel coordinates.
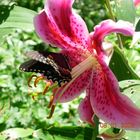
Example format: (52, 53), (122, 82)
(33, 0), (140, 130)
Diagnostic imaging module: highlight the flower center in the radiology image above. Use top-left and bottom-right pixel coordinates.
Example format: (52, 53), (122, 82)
(54, 54), (98, 103)
(71, 54), (98, 79)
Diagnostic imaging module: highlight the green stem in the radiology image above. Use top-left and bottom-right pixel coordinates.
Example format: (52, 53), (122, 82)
(105, 0), (123, 50)
(117, 34), (123, 50)
(91, 115), (99, 140)
(105, 0), (115, 21)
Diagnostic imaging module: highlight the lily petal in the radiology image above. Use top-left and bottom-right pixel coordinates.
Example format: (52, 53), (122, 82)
(90, 20), (134, 55)
(134, 0), (140, 6)
(78, 95), (94, 125)
(61, 49), (89, 68)
(89, 57), (140, 130)
(34, 0), (90, 50)
(54, 70), (91, 103)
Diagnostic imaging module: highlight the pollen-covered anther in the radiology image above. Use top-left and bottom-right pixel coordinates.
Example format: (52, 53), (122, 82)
(47, 105), (56, 119)
(42, 81), (52, 95)
(28, 75), (37, 88)
(48, 95), (54, 108)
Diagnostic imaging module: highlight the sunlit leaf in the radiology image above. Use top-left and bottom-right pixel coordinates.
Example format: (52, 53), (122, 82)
(1, 128), (33, 139)
(0, 5), (37, 30)
(0, 28), (13, 44)
(114, 0), (136, 23)
(0, 5), (37, 43)
(119, 80), (140, 108)
(33, 129), (48, 139)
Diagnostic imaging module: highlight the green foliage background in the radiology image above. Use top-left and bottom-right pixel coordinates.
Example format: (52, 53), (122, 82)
(0, 0), (140, 139)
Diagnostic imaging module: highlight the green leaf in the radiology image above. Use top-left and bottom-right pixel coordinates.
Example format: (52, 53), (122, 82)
(0, 4), (14, 24)
(120, 78), (140, 140)
(0, 28), (13, 43)
(0, 128), (34, 139)
(33, 129), (84, 140)
(0, 5), (36, 43)
(135, 18), (140, 31)
(109, 47), (139, 81)
(0, 5), (37, 30)
(0, 126), (100, 140)
(0, 5), (37, 44)
(119, 80), (140, 108)
(47, 126), (94, 140)
(114, 0), (136, 23)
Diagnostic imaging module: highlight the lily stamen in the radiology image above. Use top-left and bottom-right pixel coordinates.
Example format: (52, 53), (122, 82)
(28, 75), (53, 97)
(48, 95), (54, 108)
(28, 75), (37, 88)
(71, 55), (96, 79)
(34, 76), (44, 87)
(42, 82), (52, 95)
(47, 105), (56, 119)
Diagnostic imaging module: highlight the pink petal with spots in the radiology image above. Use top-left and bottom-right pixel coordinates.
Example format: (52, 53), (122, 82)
(34, 11), (74, 49)
(90, 20), (134, 55)
(61, 49), (88, 68)
(53, 70), (91, 103)
(34, 0), (90, 50)
(88, 57), (140, 130)
(134, 0), (140, 6)
(78, 95), (94, 125)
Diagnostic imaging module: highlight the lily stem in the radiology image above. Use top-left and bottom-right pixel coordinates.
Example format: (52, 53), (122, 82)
(91, 115), (99, 140)
(105, 0), (123, 50)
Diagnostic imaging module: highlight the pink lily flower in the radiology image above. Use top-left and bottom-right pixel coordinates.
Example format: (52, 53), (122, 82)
(34, 0), (140, 130)
(134, 0), (140, 6)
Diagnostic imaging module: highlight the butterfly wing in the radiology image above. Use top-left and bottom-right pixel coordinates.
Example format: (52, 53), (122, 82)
(26, 51), (72, 78)
(20, 51), (72, 84)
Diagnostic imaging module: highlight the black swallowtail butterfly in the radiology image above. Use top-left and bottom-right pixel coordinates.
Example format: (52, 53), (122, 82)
(19, 51), (72, 85)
